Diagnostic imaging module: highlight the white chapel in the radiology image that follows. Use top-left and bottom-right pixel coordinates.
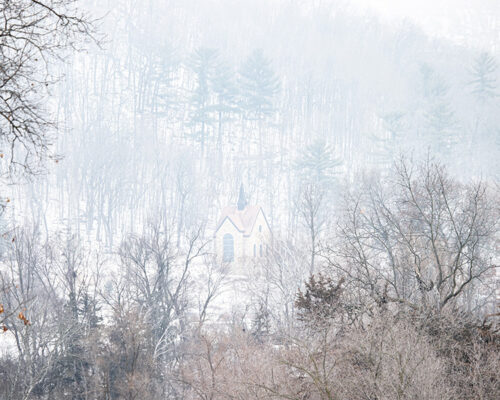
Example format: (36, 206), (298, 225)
(214, 185), (271, 264)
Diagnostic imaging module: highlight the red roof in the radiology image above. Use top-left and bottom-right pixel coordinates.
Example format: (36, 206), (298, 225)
(215, 205), (267, 236)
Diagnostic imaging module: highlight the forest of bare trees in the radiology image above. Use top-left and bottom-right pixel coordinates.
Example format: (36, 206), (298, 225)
(0, 0), (499, 399)
(0, 157), (498, 400)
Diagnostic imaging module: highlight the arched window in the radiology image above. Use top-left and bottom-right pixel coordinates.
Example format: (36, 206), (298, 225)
(259, 225), (262, 232)
(223, 234), (234, 262)
(253, 244), (256, 258)
(259, 244), (263, 257)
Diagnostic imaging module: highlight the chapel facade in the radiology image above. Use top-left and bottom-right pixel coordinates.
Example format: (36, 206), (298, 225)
(214, 185), (271, 264)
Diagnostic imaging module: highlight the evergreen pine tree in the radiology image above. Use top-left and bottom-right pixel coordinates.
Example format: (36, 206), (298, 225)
(469, 52), (498, 103)
(420, 65), (457, 156)
(294, 139), (343, 186)
(251, 299), (271, 342)
(212, 60), (239, 146)
(187, 47), (219, 153)
(238, 49), (281, 121)
(370, 111), (407, 169)
(238, 49), (280, 157)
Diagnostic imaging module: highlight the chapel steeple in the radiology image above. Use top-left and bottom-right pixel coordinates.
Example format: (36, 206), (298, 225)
(237, 184), (248, 211)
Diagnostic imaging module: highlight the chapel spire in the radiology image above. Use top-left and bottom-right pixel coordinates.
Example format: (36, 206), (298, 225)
(237, 184), (248, 211)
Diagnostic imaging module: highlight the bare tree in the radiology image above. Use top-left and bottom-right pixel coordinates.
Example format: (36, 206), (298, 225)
(327, 158), (498, 313)
(249, 236), (310, 335)
(336, 313), (452, 400)
(296, 183), (328, 275)
(0, 0), (97, 178)
(119, 221), (210, 362)
(196, 256), (229, 326)
(0, 227), (80, 400)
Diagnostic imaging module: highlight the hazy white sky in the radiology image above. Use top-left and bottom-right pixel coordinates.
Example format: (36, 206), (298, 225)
(350, 0), (500, 51)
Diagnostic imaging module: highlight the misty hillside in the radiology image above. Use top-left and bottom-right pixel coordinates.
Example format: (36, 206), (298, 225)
(3, 0), (498, 247)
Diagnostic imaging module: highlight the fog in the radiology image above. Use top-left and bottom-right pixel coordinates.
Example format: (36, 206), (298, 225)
(0, 1), (498, 399)
(4, 0), (499, 246)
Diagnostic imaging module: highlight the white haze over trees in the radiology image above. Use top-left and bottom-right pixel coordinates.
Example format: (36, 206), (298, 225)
(0, 1), (498, 399)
